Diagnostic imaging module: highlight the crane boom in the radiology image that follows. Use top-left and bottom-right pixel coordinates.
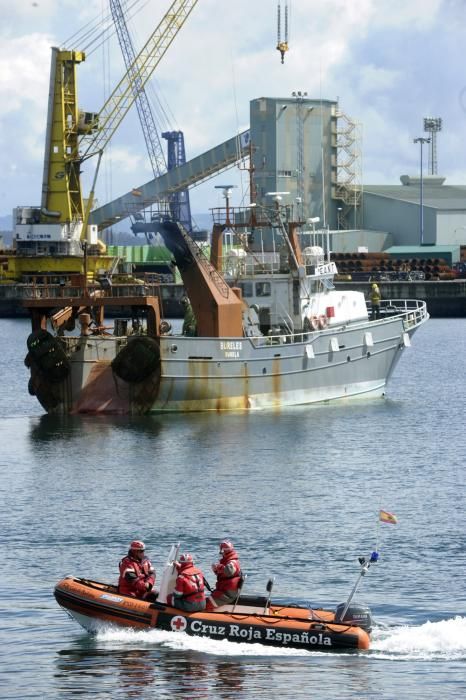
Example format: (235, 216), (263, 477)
(109, 0), (167, 179)
(81, 0), (198, 160)
(25, 0), (198, 255)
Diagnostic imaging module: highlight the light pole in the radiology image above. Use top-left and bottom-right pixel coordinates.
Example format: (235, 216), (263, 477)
(423, 117), (442, 175)
(413, 137), (430, 246)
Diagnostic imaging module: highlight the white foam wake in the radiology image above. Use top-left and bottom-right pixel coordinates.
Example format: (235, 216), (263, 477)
(95, 616), (466, 660)
(96, 626), (314, 657)
(371, 616), (466, 659)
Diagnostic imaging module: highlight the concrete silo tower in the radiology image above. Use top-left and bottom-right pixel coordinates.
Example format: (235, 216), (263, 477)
(250, 96), (336, 226)
(250, 96), (361, 231)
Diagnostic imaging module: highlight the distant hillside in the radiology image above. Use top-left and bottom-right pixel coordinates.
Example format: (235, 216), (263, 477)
(0, 214), (12, 230)
(192, 212), (212, 231)
(0, 214), (13, 245)
(102, 212), (211, 246)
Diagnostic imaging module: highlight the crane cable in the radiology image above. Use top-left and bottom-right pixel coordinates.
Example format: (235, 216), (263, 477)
(62, 0), (150, 55)
(276, 1), (290, 64)
(61, 0), (179, 136)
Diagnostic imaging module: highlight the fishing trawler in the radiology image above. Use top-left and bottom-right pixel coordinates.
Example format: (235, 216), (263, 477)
(23, 200), (428, 415)
(54, 545), (376, 652)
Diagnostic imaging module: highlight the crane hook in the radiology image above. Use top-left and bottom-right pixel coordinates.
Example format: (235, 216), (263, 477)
(276, 42), (289, 64)
(276, 2), (289, 64)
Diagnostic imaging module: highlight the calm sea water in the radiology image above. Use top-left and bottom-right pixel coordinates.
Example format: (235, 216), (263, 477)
(0, 317), (465, 699)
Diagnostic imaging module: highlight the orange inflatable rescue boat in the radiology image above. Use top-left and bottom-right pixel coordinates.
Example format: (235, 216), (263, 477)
(54, 546), (378, 653)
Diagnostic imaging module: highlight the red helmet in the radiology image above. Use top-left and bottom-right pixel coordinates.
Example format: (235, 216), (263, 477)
(130, 540), (145, 551)
(219, 540), (234, 554)
(179, 553), (193, 565)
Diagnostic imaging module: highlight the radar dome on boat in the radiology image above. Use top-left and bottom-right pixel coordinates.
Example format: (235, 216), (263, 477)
(303, 246), (325, 265)
(226, 248), (247, 257)
(303, 246), (324, 257)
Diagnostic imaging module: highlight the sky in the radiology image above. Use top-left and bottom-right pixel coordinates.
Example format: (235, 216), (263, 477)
(0, 0), (465, 228)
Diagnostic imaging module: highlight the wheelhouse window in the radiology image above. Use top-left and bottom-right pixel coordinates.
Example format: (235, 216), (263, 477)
(256, 281), (271, 297)
(237, 281), (254, 297)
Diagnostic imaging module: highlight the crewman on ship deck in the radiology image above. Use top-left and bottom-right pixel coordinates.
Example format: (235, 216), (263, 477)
(181, 296), (197, 336)
(370, 283), (381, 320)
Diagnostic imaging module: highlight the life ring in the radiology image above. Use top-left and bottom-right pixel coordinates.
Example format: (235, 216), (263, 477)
(310, 316), (320, 331)
(318, 315), (328, 329)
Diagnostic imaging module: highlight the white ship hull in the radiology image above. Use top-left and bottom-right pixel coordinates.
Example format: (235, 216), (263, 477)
(28, 303), (424, 415)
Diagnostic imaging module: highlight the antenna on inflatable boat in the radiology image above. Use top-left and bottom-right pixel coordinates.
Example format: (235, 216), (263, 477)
(263, 577), (275, 614)
(336, 551), (378, 623)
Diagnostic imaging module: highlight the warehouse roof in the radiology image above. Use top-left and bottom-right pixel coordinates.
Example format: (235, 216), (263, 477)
(364, 177), (466, 210)
(385, 245), (460, 264)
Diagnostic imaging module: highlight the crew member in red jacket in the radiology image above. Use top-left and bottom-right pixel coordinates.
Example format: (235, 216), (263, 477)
(118, 540), (156, 599)
(207, 540), (242, 610)
(168, 553), (206, 612)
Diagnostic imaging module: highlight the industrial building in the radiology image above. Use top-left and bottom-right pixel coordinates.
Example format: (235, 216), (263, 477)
(249, 95), (361, 232)
(361, 176), (466, 262)
(248, 97), (466, 260)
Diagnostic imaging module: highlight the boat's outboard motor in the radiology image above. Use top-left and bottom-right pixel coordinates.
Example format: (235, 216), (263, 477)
(334, 602), (373, 632)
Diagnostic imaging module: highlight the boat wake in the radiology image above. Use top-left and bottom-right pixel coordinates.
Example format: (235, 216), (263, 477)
(94, 616), (466, 659)
(96, 626), (314, 657)
(370, 616), (466, 659)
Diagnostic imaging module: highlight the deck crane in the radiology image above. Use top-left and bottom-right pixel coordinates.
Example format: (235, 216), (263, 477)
(14, 0), (199, 260)
(276, 1), (289, 64)
(110, 0), (167, 180)
(110, 0), (193, 237)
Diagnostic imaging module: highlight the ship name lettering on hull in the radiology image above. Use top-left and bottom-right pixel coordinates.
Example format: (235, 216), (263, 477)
(188, 619), (332, 646)
(220, 341), (243, 359)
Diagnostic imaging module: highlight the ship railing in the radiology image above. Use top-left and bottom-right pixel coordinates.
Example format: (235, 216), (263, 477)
(377, 299), (429, 328)
(222, 251), (281, 277)
(223, 260), (281, 277)
(17, 280), (165, 301)
(247, 299), (428, 349)
(19, 284), (100, 300)
(249, 331), (305, 348)
(178, 224), (230, 299)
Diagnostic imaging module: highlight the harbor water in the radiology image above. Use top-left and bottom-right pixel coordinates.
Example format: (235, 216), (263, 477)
(1, 317), (465, 699)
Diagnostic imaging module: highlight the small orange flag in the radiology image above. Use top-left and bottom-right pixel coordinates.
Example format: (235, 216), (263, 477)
(379, 510), (398, 524)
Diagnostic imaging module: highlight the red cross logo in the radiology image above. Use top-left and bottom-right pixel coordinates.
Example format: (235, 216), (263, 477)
(171, 615), (187, 632)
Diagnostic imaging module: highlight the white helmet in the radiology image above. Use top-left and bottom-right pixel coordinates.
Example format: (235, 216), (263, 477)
(219, 540), (234, 555)
(179, 553), (193, 565)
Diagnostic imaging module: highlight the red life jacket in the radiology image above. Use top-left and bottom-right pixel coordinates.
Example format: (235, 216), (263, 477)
(118, 554), (155, 598)
(213, 550), (242, 593)
(174, 564), (205, 603)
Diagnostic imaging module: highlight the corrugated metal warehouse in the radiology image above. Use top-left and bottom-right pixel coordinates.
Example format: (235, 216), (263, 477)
(362, 176), (466, 257)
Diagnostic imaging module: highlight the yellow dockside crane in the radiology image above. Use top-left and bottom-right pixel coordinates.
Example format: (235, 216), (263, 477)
(10, 0), (199, 281)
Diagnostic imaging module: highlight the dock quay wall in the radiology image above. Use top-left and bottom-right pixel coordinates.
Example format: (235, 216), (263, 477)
(1, 280), (465, 319)
(0, 282), (185, 319)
